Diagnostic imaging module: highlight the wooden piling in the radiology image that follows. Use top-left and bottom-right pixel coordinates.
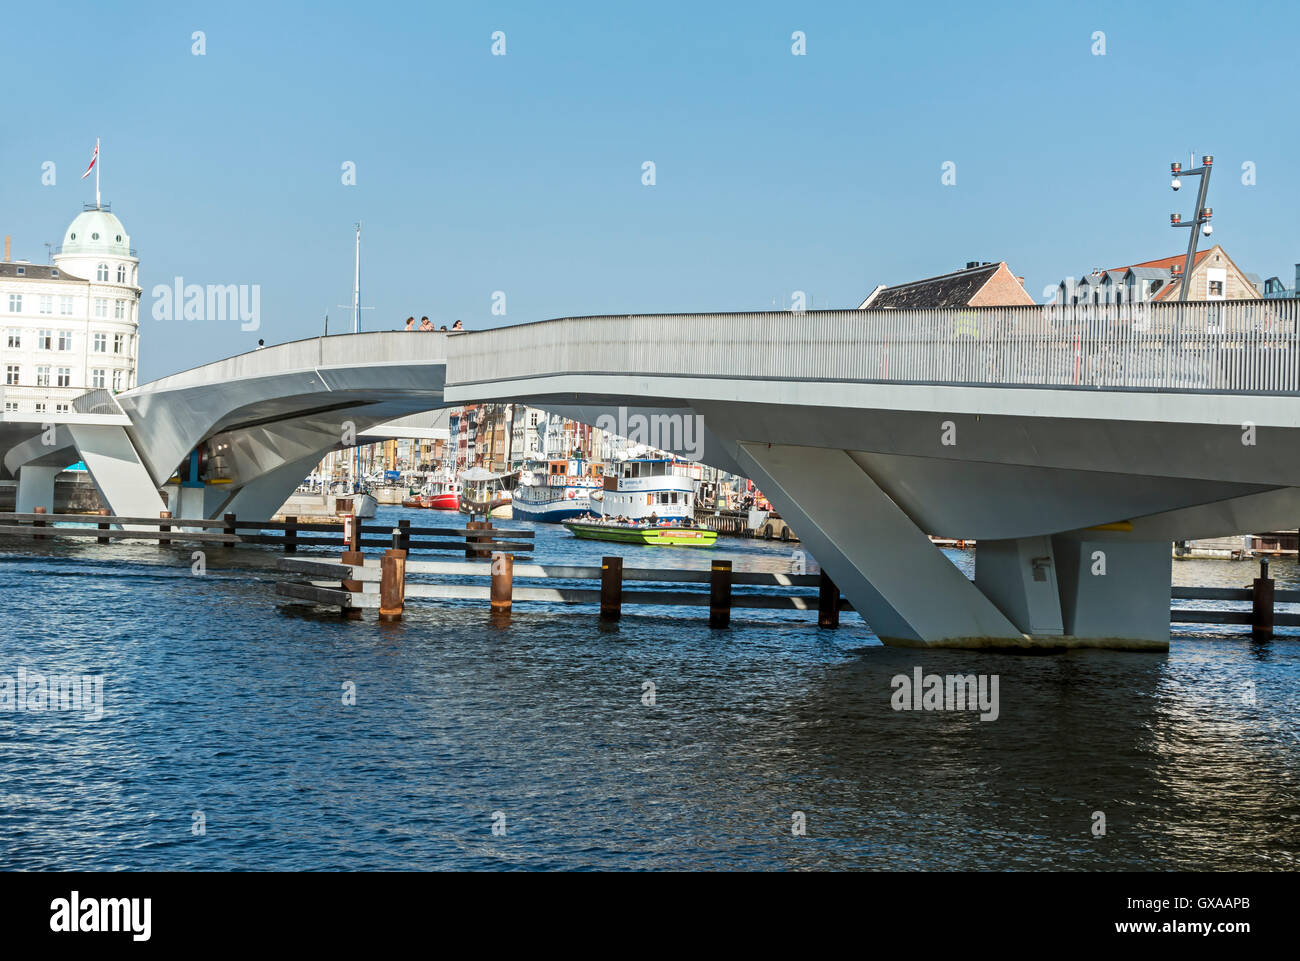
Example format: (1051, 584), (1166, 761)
(709, 558), (732, 628)
(818, 570), (840, 628)
(97, 508), (110, 544)
(223, 512), (237, 539)
(340, 548), (365, 620)
(158, 510), (171, 546)
(379, 549), (407, 622)
(600, 555), (623, 621)
(490, 552), (514, 613)
(1252, 557), (1274, 640)
(33, 505), (47, 540)
(284, 515), (298, 554)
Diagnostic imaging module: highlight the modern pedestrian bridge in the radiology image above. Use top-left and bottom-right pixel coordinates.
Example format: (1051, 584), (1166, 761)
(4, 299), (1299, 651)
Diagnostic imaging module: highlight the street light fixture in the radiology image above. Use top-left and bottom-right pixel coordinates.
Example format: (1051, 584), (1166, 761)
(1168, 155), (1213, 302)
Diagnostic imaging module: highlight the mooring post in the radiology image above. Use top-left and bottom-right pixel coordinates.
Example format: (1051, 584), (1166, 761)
(379, 548), (407, 623)
(466, 519), (493, 558)
(97, 508), (110, 544)
(33, 505), (47, 541)
(223, 512), (237, 540)
(491, 551), (514, 614)
(818, 570), (840, 628)
(398, 518), (411, 552)
(340, 514), (363, 620)
(391, 527), (402, 551)
(1252, 556), (1274, 640)
(158, 510), (171, 546)
(709, 558), (733, 628)
(600, 555), (623, 621)
(284, 515), (298, 554)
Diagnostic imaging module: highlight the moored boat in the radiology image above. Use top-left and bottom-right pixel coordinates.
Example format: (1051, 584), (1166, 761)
(562, 518), (717, 546)
(512, 458), (602, 523)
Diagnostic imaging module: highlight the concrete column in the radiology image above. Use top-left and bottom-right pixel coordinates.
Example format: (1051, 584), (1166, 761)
(974, 535), (1065, 636)
(67, 425), (167, 524)
(735, 442), (1025, 648)
(1051, 537), (1170, 649)
(15, 465), (60, 514)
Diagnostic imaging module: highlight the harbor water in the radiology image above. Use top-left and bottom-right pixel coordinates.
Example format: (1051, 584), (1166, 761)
(2, 506), (1297, 870)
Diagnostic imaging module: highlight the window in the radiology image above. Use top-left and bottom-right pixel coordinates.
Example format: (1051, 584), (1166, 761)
(55, 403), (70, 413)
(93, 333), (107, 352)
(37, 330), (52, 350)
(1209, 280), (1224, 297)
(50, 270), (58, 279)
(56, 367), (71, 387)
(7, 294), (21, 313)
(34, 403), (46, 414)
(57, 330), (73, 351)
(5, 329), (19, 348)
(35, 366), (50, 387)
(59, 296), (74, 316)
(113, 333), (125, 354)
(94, 298), (108, 319)
(15, 266), (25, 276)
(116, 264), (127, 283)
(114, 300), (125, 320)
(39, 295), (53, 315)
(4, 365), (18, 385)
(96, 263), (109, 281)
(3, 402), (17, 412)
(112, 369), (124, 391)
(91, 368), (106, 388)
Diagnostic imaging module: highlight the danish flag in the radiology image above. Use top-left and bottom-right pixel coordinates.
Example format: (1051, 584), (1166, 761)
(80, 141), (99, 179)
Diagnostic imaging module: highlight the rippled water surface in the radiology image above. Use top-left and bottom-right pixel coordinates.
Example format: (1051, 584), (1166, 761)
(2, 508), (1297, 870)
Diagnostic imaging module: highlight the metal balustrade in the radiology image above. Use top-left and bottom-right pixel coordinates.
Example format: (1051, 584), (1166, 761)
(445, 299), (1300, 395)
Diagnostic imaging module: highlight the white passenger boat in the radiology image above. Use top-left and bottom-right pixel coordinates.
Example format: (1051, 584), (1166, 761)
(596, 455), (696, 524)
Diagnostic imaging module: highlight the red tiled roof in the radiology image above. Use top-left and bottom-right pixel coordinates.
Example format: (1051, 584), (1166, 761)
(1105, 250), (1212, 274)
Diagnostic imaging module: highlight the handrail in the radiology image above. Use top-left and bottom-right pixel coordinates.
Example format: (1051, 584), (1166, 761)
(444, 299), (1300, 395)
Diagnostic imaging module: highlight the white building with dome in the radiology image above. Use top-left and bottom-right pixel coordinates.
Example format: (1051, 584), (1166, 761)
(1, 204), (141, 415)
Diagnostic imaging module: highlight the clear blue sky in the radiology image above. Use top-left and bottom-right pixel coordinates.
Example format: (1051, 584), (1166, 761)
(2, 0), (1296, 381)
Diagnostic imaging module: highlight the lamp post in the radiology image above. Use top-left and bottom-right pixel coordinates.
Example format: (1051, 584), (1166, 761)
(1169, 155), (1214, 302)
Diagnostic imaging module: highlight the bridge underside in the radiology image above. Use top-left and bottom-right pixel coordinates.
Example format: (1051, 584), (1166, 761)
(504, 388), (1300, 651)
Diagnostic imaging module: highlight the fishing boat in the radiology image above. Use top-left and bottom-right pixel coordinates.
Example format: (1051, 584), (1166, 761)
(562, 518), (717, 546)
(403, 473), (462, 511)
(512, 457), (602, 523)
(458, 467), (513, 519)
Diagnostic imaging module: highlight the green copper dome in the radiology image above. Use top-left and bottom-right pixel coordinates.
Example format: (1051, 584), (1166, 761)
(61, 208), (132, 257)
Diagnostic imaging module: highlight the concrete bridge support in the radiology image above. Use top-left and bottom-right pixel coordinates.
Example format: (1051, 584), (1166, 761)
(735, 442), (1027, 647)
(736, 441), (1172, 650)
(15, 465), (60, 514)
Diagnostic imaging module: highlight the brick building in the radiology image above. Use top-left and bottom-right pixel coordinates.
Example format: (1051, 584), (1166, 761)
(859, 261), (1035, 309)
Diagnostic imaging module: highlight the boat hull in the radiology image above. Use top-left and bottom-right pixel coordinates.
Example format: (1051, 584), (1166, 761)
(512, 494), (598, 523)
(562, 521), (717, 547)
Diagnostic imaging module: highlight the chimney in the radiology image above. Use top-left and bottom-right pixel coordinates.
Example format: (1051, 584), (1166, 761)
(1016, 276), (1025, 287)
(3, 235), (10, 262)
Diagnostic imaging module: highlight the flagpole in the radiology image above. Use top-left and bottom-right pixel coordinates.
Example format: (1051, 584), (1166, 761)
(95, 137), (101, 209)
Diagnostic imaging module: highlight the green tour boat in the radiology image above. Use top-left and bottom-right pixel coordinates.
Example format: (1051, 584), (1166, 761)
(562, 520), (718, 547)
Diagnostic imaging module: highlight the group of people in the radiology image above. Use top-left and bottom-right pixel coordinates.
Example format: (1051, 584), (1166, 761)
(403, 316), (464, 332)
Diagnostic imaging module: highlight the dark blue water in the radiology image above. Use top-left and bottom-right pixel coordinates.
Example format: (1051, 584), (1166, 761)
(2, 507), (1297, 870)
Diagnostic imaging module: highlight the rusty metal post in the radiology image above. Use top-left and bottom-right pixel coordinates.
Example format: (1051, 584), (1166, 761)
(223, 512), (237, 539)
(491, 552), (513, 614)
(818, 570), (840, 628)
(600, 556), (623, 621)
(33, 505), (47, 541)
(1252, 557), (1274, 641)
(158, 510), (171, 546)
(97, 508), (111, 544)
(379, 548), (407, 623)
(709, 558), (732, 628)
(284, 515), (298, 554)
(398, 518), (411, 552)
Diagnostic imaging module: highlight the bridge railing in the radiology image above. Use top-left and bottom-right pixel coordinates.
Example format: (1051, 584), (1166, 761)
(446, 299), (1300, 394)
